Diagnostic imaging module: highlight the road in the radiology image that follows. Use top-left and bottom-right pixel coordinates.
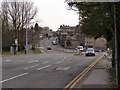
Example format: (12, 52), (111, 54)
(1, 38), (103, 88)
(40, 37), (76, 54)
(2, 53), (103, 88)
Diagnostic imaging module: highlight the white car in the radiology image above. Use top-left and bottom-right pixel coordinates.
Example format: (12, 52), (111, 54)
(76, 46), (84, 51)
(52, 41), (57, 45)
(85, 48), (95, 56)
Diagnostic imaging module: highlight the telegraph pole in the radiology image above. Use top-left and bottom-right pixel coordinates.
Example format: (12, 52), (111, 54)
(114, 3), (119, 87)
(78, 15), (81, 46)
(25, 10), (28, 54)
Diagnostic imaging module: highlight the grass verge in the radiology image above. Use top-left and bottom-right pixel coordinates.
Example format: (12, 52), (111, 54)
(2, 51), (25, 55)
(33, 49), (43, 54)
(2, 51), (10, 55)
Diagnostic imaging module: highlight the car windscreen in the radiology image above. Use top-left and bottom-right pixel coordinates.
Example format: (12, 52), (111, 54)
(87, 49), (94, 51)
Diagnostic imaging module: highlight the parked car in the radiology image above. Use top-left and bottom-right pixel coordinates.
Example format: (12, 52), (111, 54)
(85, 48), (95, 56)
(47, 46), (51, 50)
(52, 41), (57, 45)
(95, 49), (100, 52)
(76, 46), (84, 51)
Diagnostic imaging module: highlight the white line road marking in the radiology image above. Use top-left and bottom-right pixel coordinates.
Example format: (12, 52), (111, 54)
(5, 60), (12, 62)
(1, 60), (12, 63)
(0, 73), (28, 83)
(53, 61), (64, 64)
(24, 64), (39, 69)
(37, 65), (52, 70)
(27, 60), (38, 63)
(56, 67), (70, 71)
(43, 61), (49, 64)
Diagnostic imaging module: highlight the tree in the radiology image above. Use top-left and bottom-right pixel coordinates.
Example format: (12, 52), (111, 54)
(66, 1), (120, 86)
(34, 23), (39, 31)
(1, 0), (38, 50)
(3, 1), (37, 38)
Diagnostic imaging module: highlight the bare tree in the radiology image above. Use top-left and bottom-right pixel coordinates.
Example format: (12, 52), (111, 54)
(4, 1), (38, 38)
(1, 0), (38, 50)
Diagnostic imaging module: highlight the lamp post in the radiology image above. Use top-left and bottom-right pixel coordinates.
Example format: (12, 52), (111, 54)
(25, 10), (28, 54)
(78, 15), (82, 46)
(114, 3), (119, 87)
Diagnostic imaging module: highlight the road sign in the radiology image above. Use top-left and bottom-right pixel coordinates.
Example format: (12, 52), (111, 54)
(15, 38), (18, 44)
(37, 45), (40, 47)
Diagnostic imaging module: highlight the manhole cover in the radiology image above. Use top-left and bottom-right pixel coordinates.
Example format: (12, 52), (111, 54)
(56, 67), (70, 71)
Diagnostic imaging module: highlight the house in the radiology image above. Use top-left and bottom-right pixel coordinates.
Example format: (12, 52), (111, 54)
(75, 25), (85, 47)
(41, 27), (54, 38)
(58, 25), (85, 49)
(85, 35), (107, 50)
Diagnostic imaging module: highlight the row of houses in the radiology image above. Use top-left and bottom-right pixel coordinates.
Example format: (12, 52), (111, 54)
(57, 25), (107, 50)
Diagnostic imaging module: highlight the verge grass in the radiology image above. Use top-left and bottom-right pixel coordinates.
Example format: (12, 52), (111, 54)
(33, 49), (43, 54)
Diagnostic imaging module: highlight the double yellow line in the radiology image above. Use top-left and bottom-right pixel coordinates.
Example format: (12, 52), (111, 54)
(64, 56), (103, 90)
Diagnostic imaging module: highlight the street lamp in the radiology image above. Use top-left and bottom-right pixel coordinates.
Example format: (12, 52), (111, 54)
(25, 10), (28, 54)
(78, 15), (82, 46)
(114, 3), (119, 87)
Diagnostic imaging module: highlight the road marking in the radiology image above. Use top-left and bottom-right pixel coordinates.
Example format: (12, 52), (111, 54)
(24, 64), (39, 69)
(27, 60), (38, 63)
(1, 60), (12, 63)
(64, 56), (103, 89)
(56, 67), (70, 71)
(43, 61), (49, 64)
(0, 73), (28, 83)
(37, 65), (52, 70)
(5, 60), (12, 62)
(53, 61), (64, 64)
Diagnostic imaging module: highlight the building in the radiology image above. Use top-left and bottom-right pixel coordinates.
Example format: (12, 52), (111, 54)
(85, 35), (107, 50)
(58, 25), (85, 49)
(75, 25), (85, 47)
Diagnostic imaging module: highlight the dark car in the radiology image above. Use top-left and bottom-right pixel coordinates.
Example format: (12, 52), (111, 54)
(47, 46), (51, 50)
(95, 49), (99, 52)
(85, 48), (95, 56)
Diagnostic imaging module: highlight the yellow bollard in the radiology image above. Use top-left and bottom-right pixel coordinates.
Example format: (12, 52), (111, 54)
(76, 52), (78, 54)
(67, 51), (69, 53)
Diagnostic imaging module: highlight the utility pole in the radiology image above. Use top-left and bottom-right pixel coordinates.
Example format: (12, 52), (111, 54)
(114, 3), (119, 87)
(25, 10), (28, 54)
(78, 15), (81, 46)
(0, 16), (2, 54)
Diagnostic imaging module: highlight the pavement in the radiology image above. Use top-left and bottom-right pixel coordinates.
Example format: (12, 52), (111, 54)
(74, 55), (112, 89)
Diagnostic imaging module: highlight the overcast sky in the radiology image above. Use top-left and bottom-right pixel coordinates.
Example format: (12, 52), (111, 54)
(32, 0), (79, 31)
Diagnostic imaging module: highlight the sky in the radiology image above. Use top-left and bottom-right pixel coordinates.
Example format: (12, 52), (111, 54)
(32, 0), (79, 31)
